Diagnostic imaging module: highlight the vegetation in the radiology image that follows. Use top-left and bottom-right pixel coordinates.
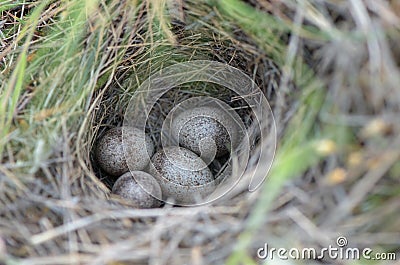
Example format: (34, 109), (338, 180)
(1, 0), (399, 264)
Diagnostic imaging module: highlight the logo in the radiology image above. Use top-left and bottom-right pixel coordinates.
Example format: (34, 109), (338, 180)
(123, 60), (276, 206)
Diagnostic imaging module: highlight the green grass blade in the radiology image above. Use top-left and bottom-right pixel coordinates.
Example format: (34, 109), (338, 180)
(0, 0), (51, 159)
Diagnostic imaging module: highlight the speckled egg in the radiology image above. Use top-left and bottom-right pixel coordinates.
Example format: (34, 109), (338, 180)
(171, 106), (239, 159)
(112, 171), (162, 208)
(95, 127), (154, 176)
(148, 147), (216, 205)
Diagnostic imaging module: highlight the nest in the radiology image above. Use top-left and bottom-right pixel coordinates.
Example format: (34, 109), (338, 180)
(86, 11), (292, 197)
(1, 0), (399, 264)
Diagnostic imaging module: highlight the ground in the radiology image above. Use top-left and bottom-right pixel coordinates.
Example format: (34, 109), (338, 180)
(0, 0), (399, 264)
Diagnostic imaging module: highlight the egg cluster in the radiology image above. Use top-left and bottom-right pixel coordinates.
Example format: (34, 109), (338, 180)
(94, 106), (239, 208)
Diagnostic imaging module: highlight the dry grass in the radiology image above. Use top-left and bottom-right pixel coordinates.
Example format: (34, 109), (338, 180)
(0, 0), (399, 264)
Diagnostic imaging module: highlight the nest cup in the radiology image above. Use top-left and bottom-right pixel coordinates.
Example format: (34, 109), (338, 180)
(82, 16), (291, 203)
(87, 63), (284, 205)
